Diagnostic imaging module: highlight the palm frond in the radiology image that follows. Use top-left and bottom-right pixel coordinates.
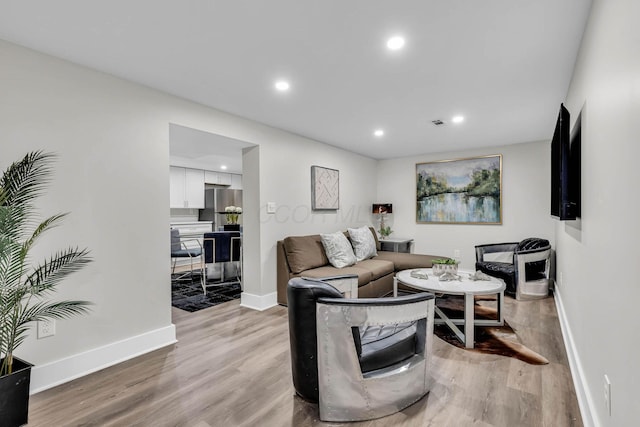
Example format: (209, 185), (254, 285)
(9, 300), (92, 351)
(21, 213), (68, 256)
(24, 247), (92, 294)
(0, 150), (55, 207)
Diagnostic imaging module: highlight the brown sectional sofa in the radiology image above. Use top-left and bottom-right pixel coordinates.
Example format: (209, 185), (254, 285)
(277, 227), (445, 305)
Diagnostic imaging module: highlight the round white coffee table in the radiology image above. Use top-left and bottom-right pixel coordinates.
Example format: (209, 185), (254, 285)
(394, 268), (506, 348)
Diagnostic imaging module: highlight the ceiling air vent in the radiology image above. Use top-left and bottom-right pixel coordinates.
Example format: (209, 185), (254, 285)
(431, 119), (445, 126)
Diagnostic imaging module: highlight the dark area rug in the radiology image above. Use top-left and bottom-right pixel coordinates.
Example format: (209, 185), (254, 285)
(434, 296), (549, 365)
(171, 273), (241, 313)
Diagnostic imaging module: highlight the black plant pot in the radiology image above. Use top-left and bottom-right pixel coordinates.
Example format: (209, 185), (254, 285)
(0, 357), (32, 427)
(223, 224), (241, 231)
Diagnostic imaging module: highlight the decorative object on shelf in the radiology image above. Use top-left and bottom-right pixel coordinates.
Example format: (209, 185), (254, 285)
(311, 165), (339, 210)
(372, 203), (393, 239)
(0, 151), (92, 427)
(224, 205), (242, 224)
(416, 154), (502, 224)
(431, 258), (460, 277)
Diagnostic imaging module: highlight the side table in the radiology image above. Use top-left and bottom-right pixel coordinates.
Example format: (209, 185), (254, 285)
(379, 237), (413, 253)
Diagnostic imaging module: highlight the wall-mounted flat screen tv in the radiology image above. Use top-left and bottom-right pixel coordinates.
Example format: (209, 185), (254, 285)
(550, 103), (581, 220)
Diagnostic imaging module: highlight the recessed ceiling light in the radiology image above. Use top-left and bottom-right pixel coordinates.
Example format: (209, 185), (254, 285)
(374, 129), (384, 137)
(275, 80), (290, 91)
(386, 36), (405, 50)
(452, 115), (465, 124)
(221, 165), (228, 170)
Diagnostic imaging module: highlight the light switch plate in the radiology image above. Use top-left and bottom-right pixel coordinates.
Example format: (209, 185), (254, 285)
(267, 202), (276, 214)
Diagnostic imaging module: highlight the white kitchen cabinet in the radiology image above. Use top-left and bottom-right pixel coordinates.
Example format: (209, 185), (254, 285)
(217, 173), (232, 186)
(170, 166), (204, 208)
(204, 170), (233, 186)
(204, 170), (218, 184)
(230, 174), (243, 189)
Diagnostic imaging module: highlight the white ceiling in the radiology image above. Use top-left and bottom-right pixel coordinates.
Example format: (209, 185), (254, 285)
(0, 0), (592, 160)
(169, 124), (254, 174)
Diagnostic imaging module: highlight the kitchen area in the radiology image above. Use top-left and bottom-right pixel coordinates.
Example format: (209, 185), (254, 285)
(169, 123), (254, 289)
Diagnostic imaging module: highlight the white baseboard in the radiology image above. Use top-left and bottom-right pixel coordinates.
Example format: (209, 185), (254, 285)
(240, 291), (277, 311)
(30, 324), (177, 394)
(554, 289), (597, 427)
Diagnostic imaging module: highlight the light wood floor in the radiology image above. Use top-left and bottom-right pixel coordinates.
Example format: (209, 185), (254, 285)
(28, 295), (582, 427)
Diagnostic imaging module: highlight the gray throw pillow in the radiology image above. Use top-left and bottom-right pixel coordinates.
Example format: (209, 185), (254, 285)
(320, 231), (357, 268)
(348, 226), (378, 261)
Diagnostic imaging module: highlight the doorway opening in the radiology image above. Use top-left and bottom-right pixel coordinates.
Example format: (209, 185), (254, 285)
(168, 123), (256, 313)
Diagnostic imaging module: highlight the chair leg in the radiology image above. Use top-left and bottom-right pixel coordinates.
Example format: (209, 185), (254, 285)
(202, 265), (207, 295)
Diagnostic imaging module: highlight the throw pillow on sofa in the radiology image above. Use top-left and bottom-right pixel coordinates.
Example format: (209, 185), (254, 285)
(320, 231), (357, 268)
(348, 226), (378, 261)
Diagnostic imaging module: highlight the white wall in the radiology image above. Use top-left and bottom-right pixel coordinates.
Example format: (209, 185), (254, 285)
(252, 134), (377, 306)
(0, 39), (377, 391)
(377, 141), (555, 269)
(556, 1), (640, 425)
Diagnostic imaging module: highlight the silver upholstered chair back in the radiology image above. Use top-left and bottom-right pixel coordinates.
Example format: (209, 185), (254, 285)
(287, 277), (435, 422)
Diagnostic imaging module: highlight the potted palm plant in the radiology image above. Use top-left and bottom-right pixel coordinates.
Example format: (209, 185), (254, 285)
(0, 151), (92, 427)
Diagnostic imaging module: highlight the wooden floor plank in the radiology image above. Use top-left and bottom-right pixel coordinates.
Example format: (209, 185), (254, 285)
(28, 294), (583, 426)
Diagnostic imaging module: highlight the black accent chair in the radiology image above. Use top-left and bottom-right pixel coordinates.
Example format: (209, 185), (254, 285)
(475, 238), (551, 300)
(287, 277), (435, 422)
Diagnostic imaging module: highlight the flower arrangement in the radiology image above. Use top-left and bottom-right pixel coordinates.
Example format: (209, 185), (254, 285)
(225, 206), (242, 224)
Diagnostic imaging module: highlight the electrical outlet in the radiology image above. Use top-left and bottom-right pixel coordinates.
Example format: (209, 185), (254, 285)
(604, 374), (611, 416)
(453, 249), (460, 259)
(37, 319), (55, 339)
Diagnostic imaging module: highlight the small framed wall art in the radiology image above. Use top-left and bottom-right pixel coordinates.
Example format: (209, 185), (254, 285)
(311, 165), (339, 210)
(416, 154), (502, 224)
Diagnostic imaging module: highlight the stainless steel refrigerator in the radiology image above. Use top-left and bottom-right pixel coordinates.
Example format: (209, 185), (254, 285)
(198, 188), (243, 230)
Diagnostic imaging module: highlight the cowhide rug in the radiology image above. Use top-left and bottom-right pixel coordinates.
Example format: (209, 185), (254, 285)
(434, 296), (549, 365)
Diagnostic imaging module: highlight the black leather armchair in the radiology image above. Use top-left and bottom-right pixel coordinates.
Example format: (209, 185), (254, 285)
(475, 238), (551, 300)
(287, 277), (435, 422)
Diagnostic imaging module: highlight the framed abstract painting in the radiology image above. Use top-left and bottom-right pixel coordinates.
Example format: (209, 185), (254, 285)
(311, 165), (339, 210)
(416, 155), (502, 224)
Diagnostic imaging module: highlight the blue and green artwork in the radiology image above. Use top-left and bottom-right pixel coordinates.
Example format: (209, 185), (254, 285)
(416, 155), (502, 224)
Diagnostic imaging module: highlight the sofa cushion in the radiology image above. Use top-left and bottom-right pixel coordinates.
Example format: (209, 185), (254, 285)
(348, 226), (378, 261)
(354, 259), (394, 281)
(320, 231), (357, 268)
(373, 251), (439, 271)
(300, 265), (373, 286)
(283, 235), (329, 274)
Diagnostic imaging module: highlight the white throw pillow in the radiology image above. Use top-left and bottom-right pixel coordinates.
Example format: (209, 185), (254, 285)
(348, 226), (378, 261)
(320, 231), (357, 268)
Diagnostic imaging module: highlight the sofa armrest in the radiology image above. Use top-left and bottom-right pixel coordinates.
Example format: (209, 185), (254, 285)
(302, 274), (358, 298)
(277, 240), (293, 305)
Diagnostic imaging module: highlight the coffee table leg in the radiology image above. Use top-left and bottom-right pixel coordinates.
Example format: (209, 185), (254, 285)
(464, 293), (474, 348)
(393, 276), (398, 297)
(497, 291), (504, 326)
